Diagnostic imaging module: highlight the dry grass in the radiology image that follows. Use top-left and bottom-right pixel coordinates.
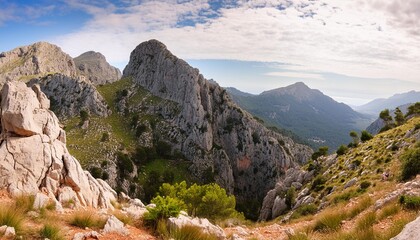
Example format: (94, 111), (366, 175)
(68, 210), (106, 229)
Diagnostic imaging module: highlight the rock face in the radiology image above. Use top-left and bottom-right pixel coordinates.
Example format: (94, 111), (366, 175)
(0, 42), (77, 85)
(259, 167), (314, 220)
(74, 51), (121, 86)
(0, 81), (116, 208)
(28, 74), (109, 118)
(123, 40), (312, 215)
(391, 215), (420, 240)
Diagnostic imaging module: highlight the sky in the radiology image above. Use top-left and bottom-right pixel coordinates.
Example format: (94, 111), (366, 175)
(0, 0), (419, 106)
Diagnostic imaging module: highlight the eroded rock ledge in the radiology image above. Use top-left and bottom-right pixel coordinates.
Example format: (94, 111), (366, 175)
(0, 81), (116, 208)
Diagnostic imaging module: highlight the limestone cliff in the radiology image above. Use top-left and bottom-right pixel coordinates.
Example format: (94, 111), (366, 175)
(0, 81), (116, 208)
(74, 51), (122, 85)
(28, 74), (109, 118)
(0, 42), (77, 84)
(123, 40), (312, 214)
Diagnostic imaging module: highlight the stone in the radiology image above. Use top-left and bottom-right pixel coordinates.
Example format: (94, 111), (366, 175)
(291, 182), (303, 190)
(33, 192), (51, 209)
(258, 189), (277, 221)
(344, 177), (357, 189)
(233, 226), (248, 236)
(4, 226), (16, 238)
(272, 196), (287, 219)
(122, 205), (148, 219)
(72, 231), (100, 240)
(0, 82), (117, 209)
(102, 215), (128, 235)
(390, 215), (420, 240)
(167, 215), (226, 240)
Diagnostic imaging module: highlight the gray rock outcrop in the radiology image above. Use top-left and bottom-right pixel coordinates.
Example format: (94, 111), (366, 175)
(391, 215), (420, 240)
(0, 42), (77, 85)
(167, 214), (226, 240)
(123, 39), (313, 211)
(74, 51), (121, 86)
(28, 73), (109, 118)
(0, 81), (117, 208)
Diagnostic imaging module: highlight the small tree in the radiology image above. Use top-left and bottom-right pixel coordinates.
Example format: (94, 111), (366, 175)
(312, 146), (329, 160)
(360, 130), (373, 142)
(336, 145), (348, 156)
(80, 110), (89, 122)
(285, 186), (296, 209)
(349, 131), (359, 146)
(400, 144), (420, 181)
(406, 102), (420, 117)
(394, 107), (405, 126)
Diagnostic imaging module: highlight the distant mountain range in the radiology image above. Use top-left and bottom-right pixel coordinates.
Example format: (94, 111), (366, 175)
(227, 82), (372, 150)
(354, 90), (420, 116)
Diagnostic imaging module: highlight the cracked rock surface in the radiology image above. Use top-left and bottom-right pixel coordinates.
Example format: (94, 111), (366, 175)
(0, 81), (116, 209)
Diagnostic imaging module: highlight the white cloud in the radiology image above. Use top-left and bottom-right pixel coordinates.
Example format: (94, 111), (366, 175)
(52, 0), (420, 89)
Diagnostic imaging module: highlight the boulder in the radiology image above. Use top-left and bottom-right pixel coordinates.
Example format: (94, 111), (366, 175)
(102, 215), (128, 235)
(391, 215), (420, 240)
(167, 215), (226, 240)
(0, 82), (117, 209)
(344, 177), (357, 189)
(73, 231), (100, 240)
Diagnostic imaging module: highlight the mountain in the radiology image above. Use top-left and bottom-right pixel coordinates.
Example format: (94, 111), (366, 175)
(121, 40), (312, 218)
(355, 90), (420, 116)
(227, 82), (372, 151)
(0, 42), (77, 84)
(74, 51), (122, 85)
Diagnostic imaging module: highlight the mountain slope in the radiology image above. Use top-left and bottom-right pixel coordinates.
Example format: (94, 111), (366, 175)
(366, 103), (412, 135)
(228, 82), (372, 150)
(355, 90), (420, 116)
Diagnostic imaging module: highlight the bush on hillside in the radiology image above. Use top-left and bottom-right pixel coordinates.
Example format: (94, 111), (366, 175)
(311, 146), (328, 160)
(285, 186), (296, 209)
(400, 145), (420, 181)
(336, 145), (348, 156)
(399, 195), (420, 210)
(159, 181), (241, 221)
(144, 196), (184, 227)
(360, 130), (373, 142)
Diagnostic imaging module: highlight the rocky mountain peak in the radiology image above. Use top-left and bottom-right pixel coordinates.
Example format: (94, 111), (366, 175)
(0, 42), (77, 85)
(74, 50), (121, 86)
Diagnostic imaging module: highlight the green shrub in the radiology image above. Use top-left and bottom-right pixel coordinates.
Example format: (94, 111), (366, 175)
(69, 210), (106, 229)
(311, 176), (327, 192)
(117, 151), (134, 177)
(360, 181), (371, 190)
(336, 145), (348, 156)
(156, 141), (172, 158)
(89, 166), (102, 178)
(80, 110), (89, 122)
(291, 204), (318, 219)
(285, 187), (296, 209)
(159, 181), (240, 221)
(252, 132), (261, 144)
(400, 146), (420, 181)
(144, 196), (183, 227)
(360, 130), (373, 142)
(39, 223), (64, 240)
(311, 146), (329, 160)
(399, 195), (420, 210)
(101, 132), (109, 142)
